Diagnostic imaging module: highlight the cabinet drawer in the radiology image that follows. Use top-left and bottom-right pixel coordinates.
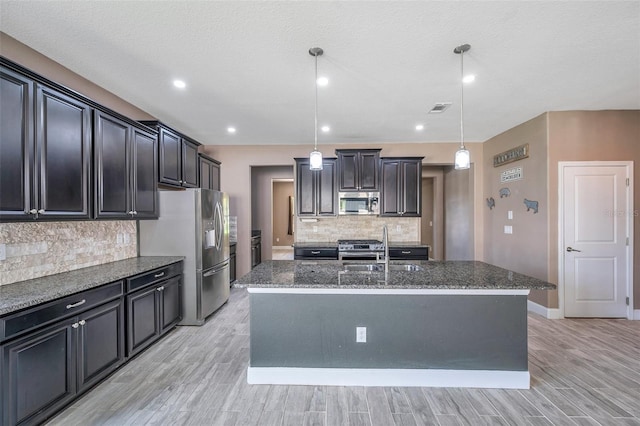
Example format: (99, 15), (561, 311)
(389, 247), (428, 260)
(294, 247), (338, 260)
(0, 281), (123, 343)
(126, 262), (183, 293)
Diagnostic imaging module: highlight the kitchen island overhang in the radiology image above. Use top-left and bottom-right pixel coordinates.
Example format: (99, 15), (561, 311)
(237, 260), (556, 390)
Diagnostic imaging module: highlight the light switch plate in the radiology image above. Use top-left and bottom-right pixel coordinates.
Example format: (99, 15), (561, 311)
(508, 210), (513, 220)
(356, 327), (367, 343)
(0, 243), (6, 261)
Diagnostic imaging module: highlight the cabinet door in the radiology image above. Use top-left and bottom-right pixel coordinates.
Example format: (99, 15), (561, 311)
(160, 276), (181, 333)
(400, 160), (421, 216)
(317, 159), (337, 215)
(211, 162), (221, 191)
(0, 67), (34, 220)
(36, 85), (92, 219)
(94, 110), (131, 218)
(200, 157), (212, 190)
(1, 318), (76, 426)
(77, 299), (125, 392)
(229, 252), (236, 283)
(359, 151), (380, 191)
(126, 285), (160, 356)
(337, 152), (358, 191)
(158, 128), (181, 186)
(181, 138), (199, 188)
(132, 127), (158, 218)
(380, 160), (400, 216)
(296, 159), (316, 216)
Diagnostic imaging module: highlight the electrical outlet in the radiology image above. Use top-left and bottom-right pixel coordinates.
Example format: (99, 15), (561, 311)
(396, 225), (401, 232)
(356, 327), (367, 343)
(313, 226), (318, 233)
(504, 225), (513, 234)
(0, 243), (6, 261)
(276, 237), (280, 242)
(124, 233), (130, 244)
(117, 234), (123, 244)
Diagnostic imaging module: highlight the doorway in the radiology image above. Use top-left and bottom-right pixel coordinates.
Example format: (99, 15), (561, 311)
(272, 179), (294, 260)
(559, 161), (634, 318)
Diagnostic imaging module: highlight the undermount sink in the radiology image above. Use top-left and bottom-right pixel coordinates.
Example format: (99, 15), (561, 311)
(341, 263), (423, 272)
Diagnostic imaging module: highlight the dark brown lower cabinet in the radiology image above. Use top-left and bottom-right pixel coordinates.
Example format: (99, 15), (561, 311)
(1, 298), (124, 426)
(229, 242), (237, 284)
(126, 275), (181, 357)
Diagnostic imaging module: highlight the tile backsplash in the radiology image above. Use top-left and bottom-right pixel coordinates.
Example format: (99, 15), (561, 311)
(295, 216), (420, 243)
(0, 221), (136, 286)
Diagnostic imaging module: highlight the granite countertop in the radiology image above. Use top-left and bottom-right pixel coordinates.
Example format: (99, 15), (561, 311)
(0, 256), (184, 316)
(234, 260), (556, 290)
(293, 242), (338, 248)
(387, 241), (429, 248)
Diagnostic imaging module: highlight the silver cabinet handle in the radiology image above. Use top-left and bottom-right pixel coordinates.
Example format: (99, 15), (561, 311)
(133, 211), (137, 215)
(156, 286), (164, 291)
(401, 251), (411, 254)
(566, 247), (582, 252)
(311, 251), (321, 255)
(38, 209), (45, 214)
(79, 320), (86, 326)
(154, 272), (165, 278)
(66, 299), (86, 309)
(72, 323), (79, 329)
(29, 209), (37, 214)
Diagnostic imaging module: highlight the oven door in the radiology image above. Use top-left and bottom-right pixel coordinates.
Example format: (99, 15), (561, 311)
(338, 251), (382, 261)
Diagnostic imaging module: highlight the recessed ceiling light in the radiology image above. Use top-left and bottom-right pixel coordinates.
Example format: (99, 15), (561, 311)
(415, 124), (424, 131)
(227, 127), (236, 134)
(317, 77), (329, 87)
(173, 79), (186, 89)
(462, 74), (475, 83)
(321, 125), (330, 132)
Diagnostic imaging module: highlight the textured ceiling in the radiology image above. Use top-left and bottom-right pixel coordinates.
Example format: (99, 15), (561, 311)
(1, 1), (638, 146)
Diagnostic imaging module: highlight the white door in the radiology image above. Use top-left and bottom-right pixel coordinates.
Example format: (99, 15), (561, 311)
(562, 162), (632, 318)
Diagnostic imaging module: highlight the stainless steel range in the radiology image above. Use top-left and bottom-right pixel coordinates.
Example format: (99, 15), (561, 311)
(337, 239), (384, 260)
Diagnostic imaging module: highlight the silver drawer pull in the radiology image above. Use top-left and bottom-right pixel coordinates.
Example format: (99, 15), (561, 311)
(311, 251), (321, 255)
(401, 251), (411, 254)
(29, 209), (37, 214)
(72, 323), (79, 329)
(154, 272), (165, 278)
(79, 320), (86, 326)
(66, 299), (86, 309)
(156, 286), (164, 291)
(38, 209), (45, 214)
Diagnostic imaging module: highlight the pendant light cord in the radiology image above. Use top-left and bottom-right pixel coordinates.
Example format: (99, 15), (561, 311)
(460, 48), (465, 150)
(314, 53), (319, 152)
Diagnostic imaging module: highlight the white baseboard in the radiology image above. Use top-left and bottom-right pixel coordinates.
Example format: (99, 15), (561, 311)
(247, 367), (530, 389)
(634, 310), (640, 320)
(528, 300), (563, 319)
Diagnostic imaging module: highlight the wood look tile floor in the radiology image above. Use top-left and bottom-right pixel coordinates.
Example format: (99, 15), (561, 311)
(48, 288), (640, 426)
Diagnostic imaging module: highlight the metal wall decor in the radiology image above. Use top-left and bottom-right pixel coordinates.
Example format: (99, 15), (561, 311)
(486, 197), (496, 210)
(493, 143), (529, 167)
(523, 198), (539, 214)
(500, 167), (523, 183)
(499, 188), (511, 198)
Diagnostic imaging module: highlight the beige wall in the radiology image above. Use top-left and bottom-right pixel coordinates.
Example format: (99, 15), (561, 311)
(444, 165), (475, 260)
(0, 32), (154, 120)
(421, 178), (435, 255)
(548, 110), (640, 308)
(202, 143), (484, 277)
(273, 181), (294, 247)
(422, 167), (445, 260)
(483, 114), (550, 306)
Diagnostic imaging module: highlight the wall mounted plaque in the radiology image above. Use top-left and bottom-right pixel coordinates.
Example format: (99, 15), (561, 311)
(501, 167), (523, 183)
(493, 143), (529, 167)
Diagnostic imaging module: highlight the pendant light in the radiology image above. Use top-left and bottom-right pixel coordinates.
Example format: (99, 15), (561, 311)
(309, 47), (323, 170)
(454, 44), (471, 170)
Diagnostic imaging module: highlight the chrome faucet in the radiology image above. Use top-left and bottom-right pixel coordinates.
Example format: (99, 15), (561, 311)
(378, 225), (389, 274)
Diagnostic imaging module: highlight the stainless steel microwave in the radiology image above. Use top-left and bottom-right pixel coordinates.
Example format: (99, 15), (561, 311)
(338, 192), (380, 215)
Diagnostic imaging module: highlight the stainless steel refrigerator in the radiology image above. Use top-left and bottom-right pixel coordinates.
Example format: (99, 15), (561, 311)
(139, 188), (230, 325)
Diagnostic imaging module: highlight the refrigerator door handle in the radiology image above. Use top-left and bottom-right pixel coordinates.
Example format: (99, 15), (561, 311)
(203, 261), (230, 277)
(214, 202), (223, 249)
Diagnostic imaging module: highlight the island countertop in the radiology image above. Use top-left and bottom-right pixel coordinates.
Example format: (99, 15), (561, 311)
(234, 260), (556, 291)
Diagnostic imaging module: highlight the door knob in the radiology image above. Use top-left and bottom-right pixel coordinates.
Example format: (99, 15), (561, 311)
(566, 247), (582, 252)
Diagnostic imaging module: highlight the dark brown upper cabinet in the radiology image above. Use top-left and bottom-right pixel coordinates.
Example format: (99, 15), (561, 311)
(0, 64), (92, 221)
(380, 157), (423, 217)
(295, 158), (338, 217)
(336, 149), (381, 192)
(199, 153), (221, 191)
(141, 121), (200, 188)
(94, 111), (158, 219)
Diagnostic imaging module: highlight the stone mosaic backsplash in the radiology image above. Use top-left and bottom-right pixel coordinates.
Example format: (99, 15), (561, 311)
(295, 216), (420, 243)
(0, 221), (136, 286)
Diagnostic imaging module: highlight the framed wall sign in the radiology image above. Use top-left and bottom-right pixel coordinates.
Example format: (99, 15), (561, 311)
(493, 143), (529, 167)
(501, 167), (523, 183)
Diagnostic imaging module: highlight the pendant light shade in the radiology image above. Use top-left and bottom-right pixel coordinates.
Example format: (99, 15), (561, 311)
(309, 47), (323, 170)
(454, 44), (471, 170)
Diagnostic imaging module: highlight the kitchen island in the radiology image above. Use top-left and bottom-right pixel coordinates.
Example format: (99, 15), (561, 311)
(235, 260), (555, 389)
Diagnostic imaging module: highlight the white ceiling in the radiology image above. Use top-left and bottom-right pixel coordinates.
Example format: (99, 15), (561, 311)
(1, 1), (638, 146)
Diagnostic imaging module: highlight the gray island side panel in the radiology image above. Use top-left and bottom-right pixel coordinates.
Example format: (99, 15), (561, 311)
(250, 293), (528, 371)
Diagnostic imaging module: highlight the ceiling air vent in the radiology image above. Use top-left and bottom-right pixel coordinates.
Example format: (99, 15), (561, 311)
(428, 102), (452, 114)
